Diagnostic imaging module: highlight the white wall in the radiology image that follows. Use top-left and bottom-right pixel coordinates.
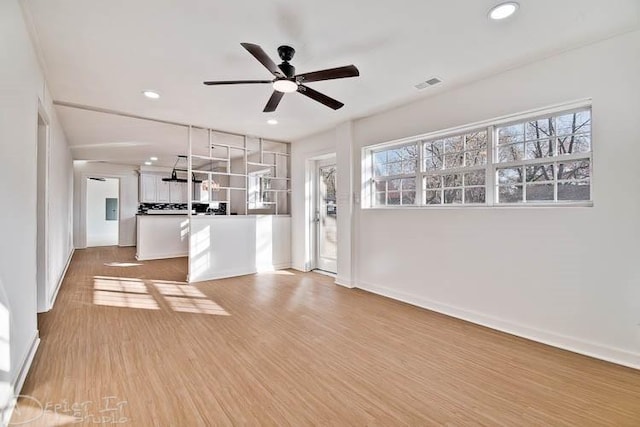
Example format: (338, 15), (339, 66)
(0, 0), (74, 411)
(74, 162), (138, 248)
(292, 30), (640, 368)
(46, 110), (74, 308)
(86, 178), (119, 247)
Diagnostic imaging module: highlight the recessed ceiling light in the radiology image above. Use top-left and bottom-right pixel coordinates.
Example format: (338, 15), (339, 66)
(144, 161), (152, 166)
(150, 156), (158, 161)
(267, 119), (278, 125)
(272, 80), (298, 93)
(488, 2), (519, 20)
(143, 90), (160, 99)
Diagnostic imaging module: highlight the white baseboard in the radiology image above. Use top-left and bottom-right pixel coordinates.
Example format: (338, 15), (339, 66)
(4, 332), (40, 425)
(357, 280), (640, 370)
(274, 262), (292, 270)
(118, 244), (136, 248)
(257, 263), (292, 272)
(335, 276), (354, 288)
(291, 259), (315, 272)
(12, 332), (40, 396)
(48, 248), (74, 310)
(189, 263), (291, 283)
(190, 267), (257, 283)
(136, 252), (187, 261)
(312, 269), (336, 278)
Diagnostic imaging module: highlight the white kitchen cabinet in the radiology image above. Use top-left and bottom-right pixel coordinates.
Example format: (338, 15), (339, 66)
(170, 182), (186, 203)
(140, 172), (197, 203)
(157, 179), (170, 202)
(140, 174), (158, 203)
(193, 181), (201, 202)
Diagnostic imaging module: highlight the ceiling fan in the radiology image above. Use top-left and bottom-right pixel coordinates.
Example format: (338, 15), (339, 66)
(203, 43), (359, 112)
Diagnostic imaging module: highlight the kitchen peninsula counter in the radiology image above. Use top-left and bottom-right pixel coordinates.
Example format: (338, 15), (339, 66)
(136, 214), (189, 260)
(188, 215), (291, 282)
(136, 215), (292, 280)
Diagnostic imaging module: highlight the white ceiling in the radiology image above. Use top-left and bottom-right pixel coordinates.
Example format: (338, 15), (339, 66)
(23, 0), (640, 166)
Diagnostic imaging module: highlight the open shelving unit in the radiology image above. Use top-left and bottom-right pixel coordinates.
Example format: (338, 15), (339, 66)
(188, 129), (290, 215)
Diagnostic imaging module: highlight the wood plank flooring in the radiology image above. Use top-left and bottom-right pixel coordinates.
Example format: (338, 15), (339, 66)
(13, 246), (640, 425)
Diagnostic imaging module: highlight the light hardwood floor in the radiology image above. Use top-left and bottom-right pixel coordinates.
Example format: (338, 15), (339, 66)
(13, 247), (640, 425)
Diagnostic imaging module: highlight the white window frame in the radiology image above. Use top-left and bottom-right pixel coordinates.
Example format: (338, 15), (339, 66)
(493, 107), (592, 205)
(420, 129), (489, 206)
(362, 99), (593, 209)
(370, 142), (419, 206)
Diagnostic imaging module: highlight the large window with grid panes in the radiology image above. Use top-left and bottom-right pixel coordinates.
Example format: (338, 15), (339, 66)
(366, 105), (592, 207)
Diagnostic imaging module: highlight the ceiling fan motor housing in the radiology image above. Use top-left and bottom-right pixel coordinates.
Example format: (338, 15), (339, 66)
(277, 45), (296, 78)
(278, 62), (296, 78)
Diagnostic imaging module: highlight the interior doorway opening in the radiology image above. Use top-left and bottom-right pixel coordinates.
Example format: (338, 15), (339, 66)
(86, 177), (120, 247)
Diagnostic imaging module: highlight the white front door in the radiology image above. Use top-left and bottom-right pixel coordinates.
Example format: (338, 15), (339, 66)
(315, 160), (337, 273)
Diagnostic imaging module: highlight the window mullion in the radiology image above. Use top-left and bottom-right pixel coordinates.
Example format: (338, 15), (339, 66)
(417, 142), (424, 205)
(521, 166), (527, 203)
(554, 161), (559, 202)
(384, 180), (388, 205)
(486, 125), (496, 206)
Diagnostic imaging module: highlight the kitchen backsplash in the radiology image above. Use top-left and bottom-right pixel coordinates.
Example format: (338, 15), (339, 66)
(138, 202), (225, 214)
(138, 203), (191, 213)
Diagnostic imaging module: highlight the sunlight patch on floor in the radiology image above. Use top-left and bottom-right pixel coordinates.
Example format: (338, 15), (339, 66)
(164, 296), (230, 315)
(94, 276), (147, 294)
(92, 276), (229, 315)
(93, 290), (160, 310)
(151, 281), (206, 298)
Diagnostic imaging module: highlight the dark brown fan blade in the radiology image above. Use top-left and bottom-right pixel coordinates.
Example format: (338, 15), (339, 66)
(297, 85), (344, 110)
(203, 80), (272, 86)
(295, 65), (359, 83)
(263, 91), (285, 112)
(241, 43), (285, 77)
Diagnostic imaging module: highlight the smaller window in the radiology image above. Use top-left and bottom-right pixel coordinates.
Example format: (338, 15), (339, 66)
(495, 109), (591, 204)
(372, 144), (418, 206)
(422, 130), (488, 205)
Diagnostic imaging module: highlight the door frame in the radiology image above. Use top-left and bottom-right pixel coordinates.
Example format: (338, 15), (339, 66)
(307, 154), (337, 273)
(80, 174), (122, 248)
(36, 101), (50, 313)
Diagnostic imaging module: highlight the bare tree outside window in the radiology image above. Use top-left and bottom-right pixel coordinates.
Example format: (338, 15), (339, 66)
(496, 109), (591, 203)
(423, 130), (488, 205)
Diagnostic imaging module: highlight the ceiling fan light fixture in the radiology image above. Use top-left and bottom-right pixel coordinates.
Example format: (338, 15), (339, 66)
(488, 2), (519, 20)
(267, 119), (278, 125)
(272, 79), (298, 93)
(144, 161), (152, 166)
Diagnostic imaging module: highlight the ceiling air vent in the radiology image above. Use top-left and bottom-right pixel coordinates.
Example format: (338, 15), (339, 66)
(414, 77), (442, 90)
